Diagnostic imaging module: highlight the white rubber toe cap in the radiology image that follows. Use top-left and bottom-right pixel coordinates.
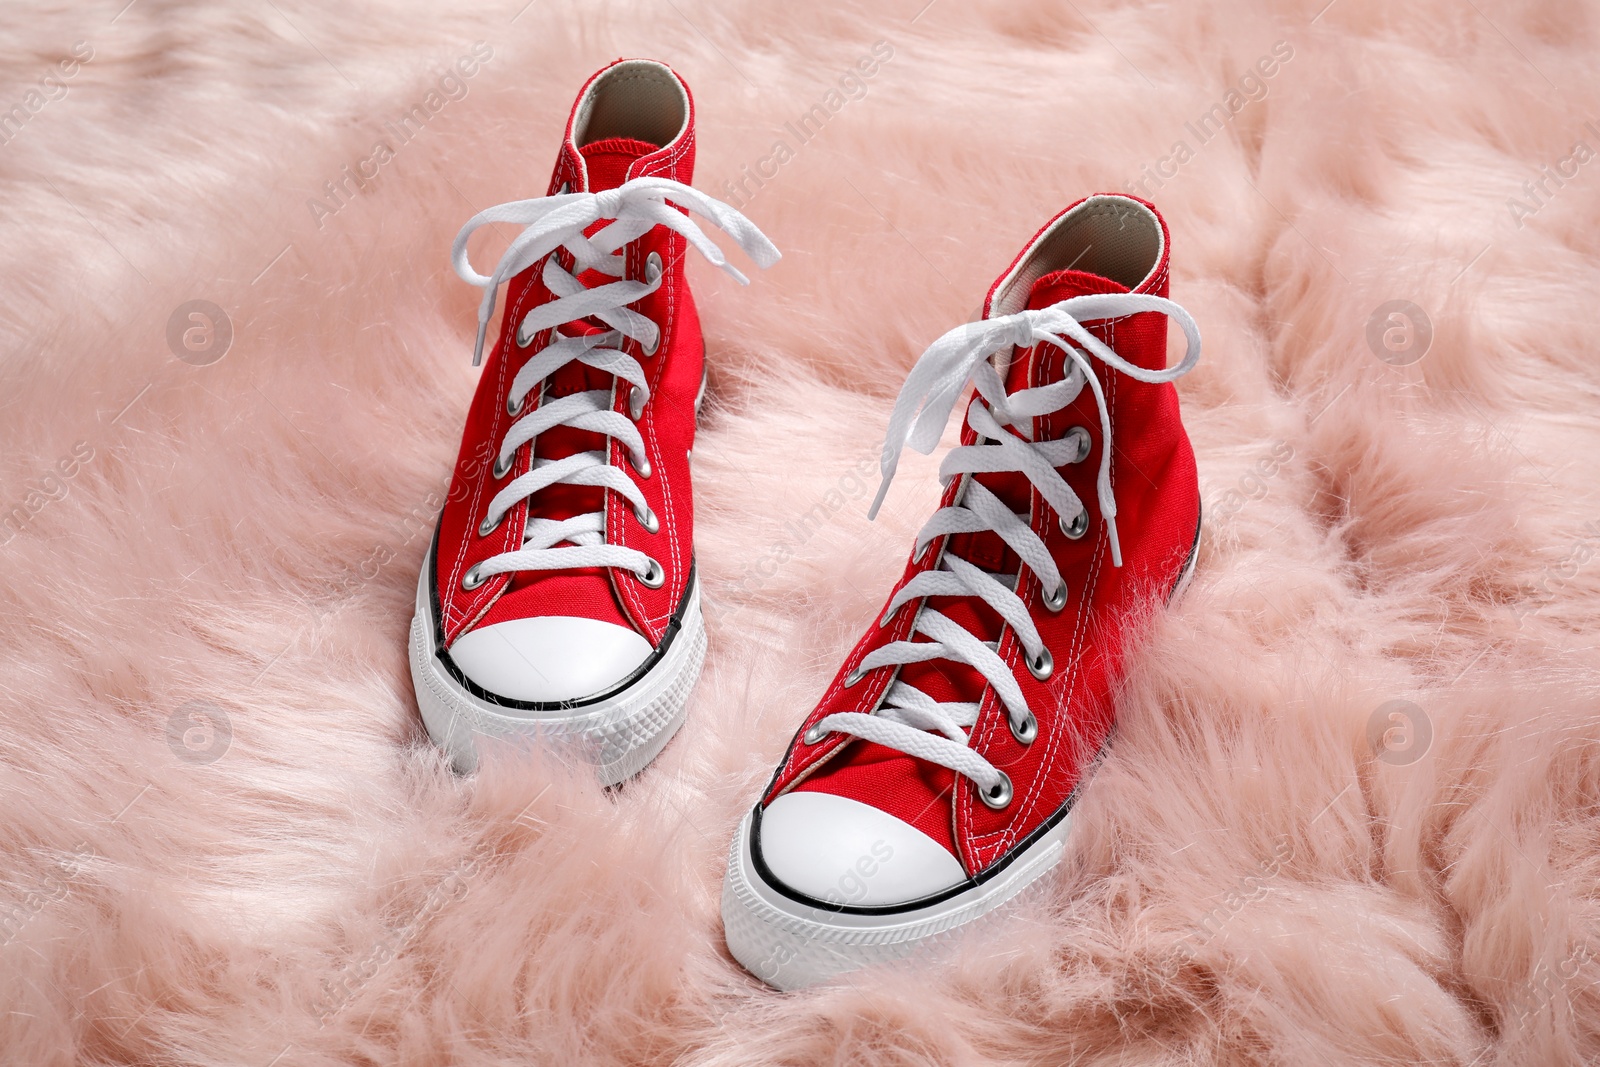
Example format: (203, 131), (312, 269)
(447, 616), (654, 703)
(757, 791), (968, 907)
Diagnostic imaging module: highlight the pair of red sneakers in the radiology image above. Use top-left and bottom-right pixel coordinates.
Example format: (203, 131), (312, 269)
(409, 59), (1203, 990)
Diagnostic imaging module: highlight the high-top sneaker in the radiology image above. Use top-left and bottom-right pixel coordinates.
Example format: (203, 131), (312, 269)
(409, 59), (778, 783)
(721, 194), (1202, 989)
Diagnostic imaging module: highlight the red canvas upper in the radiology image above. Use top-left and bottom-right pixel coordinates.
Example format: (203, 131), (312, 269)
(764, 196), (1199, 876)
(435, 61), (705, 650)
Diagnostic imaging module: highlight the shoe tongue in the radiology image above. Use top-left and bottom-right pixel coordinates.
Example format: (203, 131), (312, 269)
(504, 137), (658, 610)
(1027, 267), (1130, 308)
(566, 135), (658, 317)
(899, 269), (1136, 712)
(578, 135), (657, 192)
(1002, 267), (1131, 393)
(953, 266), (1131, 567)
(554, 136), (658, 345)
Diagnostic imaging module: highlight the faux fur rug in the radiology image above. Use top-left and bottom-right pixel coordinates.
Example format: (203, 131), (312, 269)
(4, 0), (1600, 1063)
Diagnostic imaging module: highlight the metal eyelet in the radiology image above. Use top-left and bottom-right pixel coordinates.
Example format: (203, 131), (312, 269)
(803, 723), (826, 745)
(1064, 425), (1091, 464)
(515, 321), (536, 348)
(636, 558), (665, 588)
(478, 512), (502, 538)
(980, 771), (1013, 810)
(628, 386), (647, 421)
(460, 564), (487, 591)
(492, 452), (513, 479)
(639, 254), (664, 358)
(631, 451), (652, 479)
(1027, 646), (1054, 681)
(1061, 510), (1089, 540)
(842, 664), (867, 688)
(507, 392), (525, 417)
(636, 251), (662, 358)
(636, 505), (659, 534)
(1009, 712), (1038, 745)
(879, 605), (896, 628)
(1042, 580), (1067, 612)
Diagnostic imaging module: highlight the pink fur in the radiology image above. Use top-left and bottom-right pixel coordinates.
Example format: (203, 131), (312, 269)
(3, 0), (1599, 1062)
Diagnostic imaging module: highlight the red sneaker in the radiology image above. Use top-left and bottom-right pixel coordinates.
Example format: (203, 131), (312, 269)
(722, 194), (1202, 989)
(410, 59), (778, 783)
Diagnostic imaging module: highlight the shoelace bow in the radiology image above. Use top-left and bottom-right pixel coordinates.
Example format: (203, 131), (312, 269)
(451, 177), (779, 588)
(811, 294), (1201, 803)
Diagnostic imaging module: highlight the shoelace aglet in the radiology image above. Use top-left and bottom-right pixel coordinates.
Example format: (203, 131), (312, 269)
(868, 424), (921, 521)
(867, 475), (892, 521)
(472, 318), (489, 367)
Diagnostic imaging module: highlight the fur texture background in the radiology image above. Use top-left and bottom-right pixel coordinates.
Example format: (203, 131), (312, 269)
(2, 0), (1599, 1063)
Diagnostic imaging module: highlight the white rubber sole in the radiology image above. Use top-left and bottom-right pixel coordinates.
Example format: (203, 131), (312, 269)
(721, 801), (1075, 991)
(408, 546), (705, 786)
(721, 517), (1203, 990)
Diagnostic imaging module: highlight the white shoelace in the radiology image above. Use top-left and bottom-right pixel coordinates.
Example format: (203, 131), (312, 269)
(809, 294), (1201, 802)
(450, 177), (779, 588)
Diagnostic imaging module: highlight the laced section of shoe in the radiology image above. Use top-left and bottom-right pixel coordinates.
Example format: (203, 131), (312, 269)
(805, 294), (1201, 808)
(450, 178), (779, 591)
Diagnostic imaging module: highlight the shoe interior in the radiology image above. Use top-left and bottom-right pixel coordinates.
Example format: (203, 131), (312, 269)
(990, 195), (1164, 315)
(574, 60), (688, 150)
